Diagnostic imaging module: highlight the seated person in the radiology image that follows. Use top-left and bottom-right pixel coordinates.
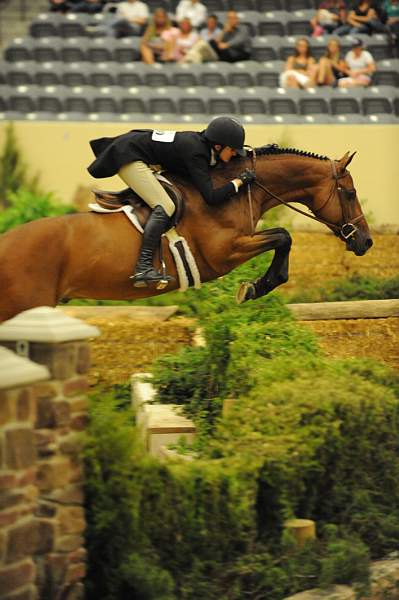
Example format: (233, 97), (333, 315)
(338, 38), (376, 87)
(109, 0), (149, 37)
(199, 14), (222, 41)
(279, 37), (317, 88)
(163, 18), (200, 62)
(183, 11), (251, 63)
(385, 0), (399, 50)
(140, 8), (177, 64)
(71, 0), (103, 13)
(335, 0), (386, 35)
(317, 38), (347, 85)
(49, 0), (70, 13)
(311, 0), (347, 37)
(175, 0), (207, 29)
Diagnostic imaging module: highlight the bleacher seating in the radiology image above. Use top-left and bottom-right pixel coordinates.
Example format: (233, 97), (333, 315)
(1, 5), (398, 124)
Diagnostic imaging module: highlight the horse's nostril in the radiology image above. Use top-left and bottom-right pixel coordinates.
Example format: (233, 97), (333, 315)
(366, 238), (373, 249)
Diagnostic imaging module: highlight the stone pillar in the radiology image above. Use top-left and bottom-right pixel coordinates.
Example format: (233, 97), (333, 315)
(0, 307), (99, 600)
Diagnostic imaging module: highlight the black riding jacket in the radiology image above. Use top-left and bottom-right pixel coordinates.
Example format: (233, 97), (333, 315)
(87, 129), (236, 206)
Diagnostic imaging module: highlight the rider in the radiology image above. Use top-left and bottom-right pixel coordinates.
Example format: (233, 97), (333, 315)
(87, 116), (256, 287)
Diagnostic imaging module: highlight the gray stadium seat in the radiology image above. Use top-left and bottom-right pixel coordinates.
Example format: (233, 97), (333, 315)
(115, 62), (144, 87)
(236, 11), (260, 36)
(34, 62), (62, 86)
(367, 36), (393, 61)
(37, 85), (65, 113)
(86, 39), (114, 63)
(286, 12), (312, 36)
(62, 62), (90, 86)
(252, 36), (280, 61)
(8, 85), (38, 113)
(4, 38), (34, 62)
(59, 14), (89, 38)
(330, 93), (360, 115)
(120, 88), (148, 114)
(30, 14), (60, 38)
(113, 38), (141, 62)
(199, 70), (227, 87)
(258, 13), (286, 37)
(5, 62), (33, 86)
(394, 97), (399, 116)
(229, 0), (256, 10)
(255, 61), (284, 87)
(238, 95), (266, 114)
(256, 0), (283, 10)
(143, 69), (170, 87)
(298, 96), (329, 115)
(373, 60), (399, 87)
(227, 71), (255, 87)
(362, 96), (392, 115)
(201, 0), (228, 12)
(89, 63), (116, 87)
(64, 86), (93, 113)
(178, 87), (210, 115)
(208, 86), (238, 114)
(32, 37), (61, 62)
(364, 114), (399, 124)
(92, 87), (121, 113)
(60, 38), (88, 63)
(267, 94), (298, 115)
(284, 0), (313, 10)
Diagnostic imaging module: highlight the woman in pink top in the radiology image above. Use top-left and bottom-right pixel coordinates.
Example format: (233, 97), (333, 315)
(163, 18), (200, 62)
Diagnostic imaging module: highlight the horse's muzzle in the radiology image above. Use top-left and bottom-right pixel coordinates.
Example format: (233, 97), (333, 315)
(346, 234), (373, 256)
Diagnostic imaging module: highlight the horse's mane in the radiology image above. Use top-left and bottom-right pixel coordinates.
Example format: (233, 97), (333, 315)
(252, 144), (330, 161)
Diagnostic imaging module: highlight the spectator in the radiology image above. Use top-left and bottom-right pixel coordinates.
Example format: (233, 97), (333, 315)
(335, 0), (386, 35)
(175, 0), (207, 29)
(310, 0), (347, 37)
(338, 38), (376, 87)
(162, 18), (200, 62)
(385, 0), (399, 52)
(182, 10), (251, 62)
(49, 0), (70, 13)
(72, 0), (103, 13)
(109, 0), (149, 37)
(317, 38), (347, 85)
(199, 14), (222, 41)
(140, 8), (176, 63)
(279, 37), (317, 88)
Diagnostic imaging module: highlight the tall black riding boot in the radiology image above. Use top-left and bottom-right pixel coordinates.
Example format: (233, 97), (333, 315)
(130, 205), (175, 287)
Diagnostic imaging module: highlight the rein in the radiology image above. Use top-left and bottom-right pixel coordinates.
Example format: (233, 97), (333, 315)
(246, 148), (364, 240)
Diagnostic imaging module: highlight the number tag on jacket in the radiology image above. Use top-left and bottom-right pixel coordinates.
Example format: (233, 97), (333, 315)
(152, 130), (176, 143)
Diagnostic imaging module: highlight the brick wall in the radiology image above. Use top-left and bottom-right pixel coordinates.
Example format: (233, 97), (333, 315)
(0, 307), (99, 600)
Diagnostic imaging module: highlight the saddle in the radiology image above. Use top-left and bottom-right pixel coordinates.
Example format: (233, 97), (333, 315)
(92, 177), (184, 229)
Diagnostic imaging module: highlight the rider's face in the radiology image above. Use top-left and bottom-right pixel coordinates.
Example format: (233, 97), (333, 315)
(216, 146), (236, 162)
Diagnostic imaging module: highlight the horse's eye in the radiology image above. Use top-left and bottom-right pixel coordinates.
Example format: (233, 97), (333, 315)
(347, 189), (356, 200)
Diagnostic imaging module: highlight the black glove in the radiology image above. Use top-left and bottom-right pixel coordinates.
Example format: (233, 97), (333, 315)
(238, 169), (256, 186)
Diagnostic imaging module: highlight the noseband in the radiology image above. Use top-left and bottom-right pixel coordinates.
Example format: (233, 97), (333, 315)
(247, 149), (364, 240)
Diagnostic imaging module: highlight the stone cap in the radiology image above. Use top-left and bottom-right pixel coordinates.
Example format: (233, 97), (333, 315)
(0, 306), (100, 343)
(0, 346), (50, 389)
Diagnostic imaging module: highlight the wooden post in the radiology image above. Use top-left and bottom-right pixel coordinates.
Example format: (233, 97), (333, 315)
(284, 519), (316, 547)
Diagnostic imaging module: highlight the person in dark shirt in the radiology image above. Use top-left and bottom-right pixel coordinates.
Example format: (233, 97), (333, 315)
(88, 117), (256, 287)
(335, 0), (386, 34)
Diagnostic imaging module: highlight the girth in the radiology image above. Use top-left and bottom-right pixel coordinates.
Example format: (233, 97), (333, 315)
(92, 179), (184, 229)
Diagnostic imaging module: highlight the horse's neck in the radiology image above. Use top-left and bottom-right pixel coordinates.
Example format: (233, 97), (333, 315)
(255, 155), (330, 214)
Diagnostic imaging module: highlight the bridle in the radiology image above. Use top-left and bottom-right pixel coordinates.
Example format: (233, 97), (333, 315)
(245, 147), (365, 240)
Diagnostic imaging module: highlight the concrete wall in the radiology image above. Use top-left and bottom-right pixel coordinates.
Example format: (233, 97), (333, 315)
(0, 121), (398, 226)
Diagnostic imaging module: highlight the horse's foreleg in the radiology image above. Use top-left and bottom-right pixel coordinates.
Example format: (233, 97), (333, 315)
(232, 228), (292, 303)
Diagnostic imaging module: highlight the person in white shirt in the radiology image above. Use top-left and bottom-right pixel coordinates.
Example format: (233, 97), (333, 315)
(109, 0), (149, 37)
(338, 38), (375, 87)
(175, 0), (207, 29)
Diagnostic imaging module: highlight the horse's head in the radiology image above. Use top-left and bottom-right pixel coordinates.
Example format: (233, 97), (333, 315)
(315, 152), (373, 257)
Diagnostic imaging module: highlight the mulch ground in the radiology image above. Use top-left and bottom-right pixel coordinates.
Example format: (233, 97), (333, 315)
(86, 317), (195, 387)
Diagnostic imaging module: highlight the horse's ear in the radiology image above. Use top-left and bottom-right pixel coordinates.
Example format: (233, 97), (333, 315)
(339, 151), (357, 169)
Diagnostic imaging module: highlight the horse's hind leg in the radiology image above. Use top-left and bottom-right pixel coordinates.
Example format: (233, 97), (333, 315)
(233, 228), (292, 303)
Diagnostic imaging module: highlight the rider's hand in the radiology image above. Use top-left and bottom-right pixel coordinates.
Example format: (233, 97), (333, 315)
(238, 169), (256, 186)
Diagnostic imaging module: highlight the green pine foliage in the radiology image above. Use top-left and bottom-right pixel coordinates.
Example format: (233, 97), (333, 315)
(0, 188), (75, 234)
(0, 123), (41, 206)
(288, 274), (399, 303)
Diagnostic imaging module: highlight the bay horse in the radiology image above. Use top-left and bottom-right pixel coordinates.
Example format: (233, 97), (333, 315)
(0, 146), (372, 322)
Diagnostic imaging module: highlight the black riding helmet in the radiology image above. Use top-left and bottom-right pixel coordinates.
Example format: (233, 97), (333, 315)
(204, 116), (246, 156)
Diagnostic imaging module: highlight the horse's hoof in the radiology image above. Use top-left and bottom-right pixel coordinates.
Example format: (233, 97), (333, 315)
(236, 282), (256, 304)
